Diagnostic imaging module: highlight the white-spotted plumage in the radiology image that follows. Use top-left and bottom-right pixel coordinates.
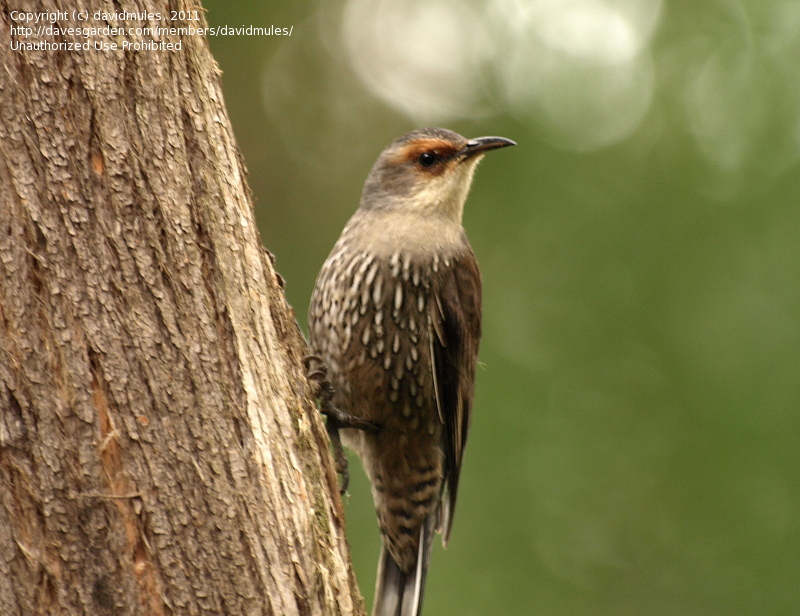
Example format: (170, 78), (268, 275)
(309, 127), (513, 616)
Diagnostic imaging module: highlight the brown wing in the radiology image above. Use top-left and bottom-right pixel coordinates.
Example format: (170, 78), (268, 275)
(429, 242), (482, 545)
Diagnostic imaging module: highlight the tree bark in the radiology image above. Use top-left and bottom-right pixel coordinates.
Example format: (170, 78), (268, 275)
(0, 1), (364, 614)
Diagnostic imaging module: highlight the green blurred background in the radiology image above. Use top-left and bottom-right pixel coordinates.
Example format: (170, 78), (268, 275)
(203, 1), (799, 613)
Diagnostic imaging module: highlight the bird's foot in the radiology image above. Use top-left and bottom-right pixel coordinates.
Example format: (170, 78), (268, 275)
(303, 355), (379, 494)
(303, 354), (335, 399)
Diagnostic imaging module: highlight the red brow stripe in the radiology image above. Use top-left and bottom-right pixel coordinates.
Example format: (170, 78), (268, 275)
(391, 139), (461, 164)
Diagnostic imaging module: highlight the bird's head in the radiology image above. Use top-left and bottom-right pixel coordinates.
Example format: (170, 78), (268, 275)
(359, 128), (515, 224)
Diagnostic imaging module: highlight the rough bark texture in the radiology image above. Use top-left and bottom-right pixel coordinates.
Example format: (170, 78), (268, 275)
(0, 1), (364, 614)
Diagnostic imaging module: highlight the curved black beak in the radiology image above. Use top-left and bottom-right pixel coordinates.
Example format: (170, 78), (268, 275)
(457, 136), (516, 159)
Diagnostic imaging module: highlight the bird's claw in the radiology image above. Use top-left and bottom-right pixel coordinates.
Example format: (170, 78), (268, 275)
(326, 423), (350, 494)
(303, 354), (379, 494)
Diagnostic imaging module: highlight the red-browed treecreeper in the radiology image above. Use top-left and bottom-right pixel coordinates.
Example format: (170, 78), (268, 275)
(309, 128), (515, 616)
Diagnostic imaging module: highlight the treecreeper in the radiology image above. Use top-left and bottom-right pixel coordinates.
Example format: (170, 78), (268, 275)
(308, 127), (515, 616)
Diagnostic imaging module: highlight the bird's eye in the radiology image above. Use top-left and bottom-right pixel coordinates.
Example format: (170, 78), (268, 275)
(417, 151), (438, 167)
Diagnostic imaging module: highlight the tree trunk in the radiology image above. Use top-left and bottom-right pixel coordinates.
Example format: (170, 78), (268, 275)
(0, 1), (364, 614)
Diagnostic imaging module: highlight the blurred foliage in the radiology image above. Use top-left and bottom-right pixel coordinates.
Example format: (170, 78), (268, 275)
(204, 0), (799, 614)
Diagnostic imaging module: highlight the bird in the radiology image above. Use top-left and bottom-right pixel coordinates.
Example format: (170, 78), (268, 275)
(308, 127), (515, 616)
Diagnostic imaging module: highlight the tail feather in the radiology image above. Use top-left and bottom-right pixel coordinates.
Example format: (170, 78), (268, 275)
(373, 517), (436, 616)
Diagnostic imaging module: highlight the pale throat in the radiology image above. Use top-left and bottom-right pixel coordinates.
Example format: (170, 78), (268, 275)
(407, 156), (482, 224)
(345, 155), (483, 258)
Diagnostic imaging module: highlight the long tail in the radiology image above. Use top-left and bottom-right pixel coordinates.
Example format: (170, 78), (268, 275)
(372, 516), (436, 616)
